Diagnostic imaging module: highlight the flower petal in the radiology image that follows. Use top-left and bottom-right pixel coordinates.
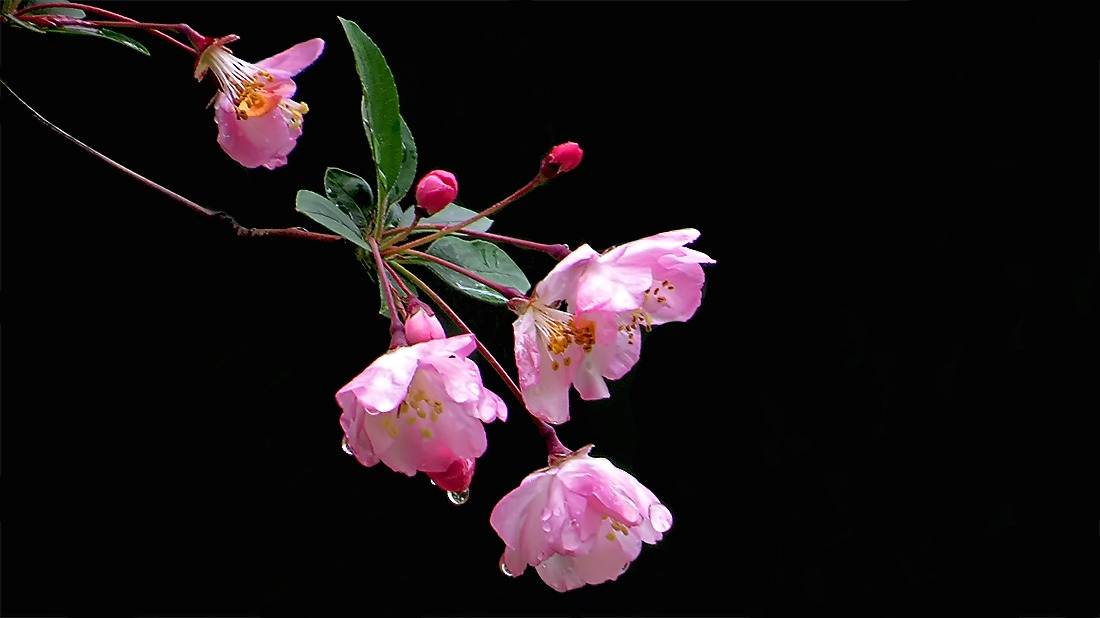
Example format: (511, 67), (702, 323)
(335, 346), (419, 415)
(256, 38), (325, 76)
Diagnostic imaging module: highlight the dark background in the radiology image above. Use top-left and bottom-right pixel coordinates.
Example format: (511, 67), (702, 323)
(2, 2), (1096, 617)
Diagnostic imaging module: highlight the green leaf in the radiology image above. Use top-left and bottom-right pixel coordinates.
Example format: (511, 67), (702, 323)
(294, 189), (370, 250)
(385, 114), (418, 208)
(20, 0), (84, 17)
(34, 24), (150, 55)
(323, 167), (375, 230)
(396, 203), (494, 233)
(423, 237), (530, 304)
(341, 17), (402, 202)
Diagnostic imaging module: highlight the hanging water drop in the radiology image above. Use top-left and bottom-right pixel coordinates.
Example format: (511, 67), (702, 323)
(499, 557), (513, 577)
(429, 479), (437, 486)
(340, 435), (354, 456)
(446, 488), (470, 505)
(620, 562), (630, 575)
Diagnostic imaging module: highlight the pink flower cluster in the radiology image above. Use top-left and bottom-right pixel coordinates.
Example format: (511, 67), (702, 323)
(512, 228), (715, 424)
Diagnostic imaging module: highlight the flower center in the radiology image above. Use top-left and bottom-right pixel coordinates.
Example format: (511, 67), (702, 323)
(391, 385), (445, 440)
(532, 304), (596, 368)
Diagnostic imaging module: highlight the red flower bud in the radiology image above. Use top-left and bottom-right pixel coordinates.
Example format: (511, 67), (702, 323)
(539, 142), (583, 180)
(426, 458), (476, 493)
(415, 170), (458, 216)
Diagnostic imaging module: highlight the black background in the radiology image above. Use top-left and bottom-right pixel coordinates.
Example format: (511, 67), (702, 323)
(2, 2), (1096, 617)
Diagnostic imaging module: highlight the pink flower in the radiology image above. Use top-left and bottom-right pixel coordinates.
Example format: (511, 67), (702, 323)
(415, 170), (458, 215)
(404, 304), (446, 345)
(336, 334), (507, 490)
(194, 36), (324, 169)
(511, 229), (713, 424)
(540, 142), (584, 180)
(490, 446), (673, 592)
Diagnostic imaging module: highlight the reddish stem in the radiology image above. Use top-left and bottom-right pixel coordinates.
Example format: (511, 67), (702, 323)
(404, 249), (527, 301)
(383, 176), (543, 258)
(370, 238), (405, 348)
(2, 80), (344, 243)
(11, 5), (198, 56)
(384, 224), (571, 260)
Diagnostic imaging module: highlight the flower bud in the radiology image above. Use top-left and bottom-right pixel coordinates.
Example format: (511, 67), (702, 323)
(415, 170), (458, 216)
(426, 458), (476, 493)
(539, 142), (583, 180)
(404, 304), (446, 344)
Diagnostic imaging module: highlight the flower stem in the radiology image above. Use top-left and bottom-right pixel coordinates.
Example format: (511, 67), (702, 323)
(383, 175), (543, 258)
(1, 79), (343, 243)
(10, 5), (198, 56)
(403, 249), (527, 301)
(390, 262), (571, 461)
(383, 224), (571, 260)
(391, 262), (524, 402)
(370, 238), (405, 349)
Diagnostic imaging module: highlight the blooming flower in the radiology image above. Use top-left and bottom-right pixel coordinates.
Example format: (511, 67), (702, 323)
(490, 446), (673, 592)
(193, 36), (324, 169)
(512, 229), (714, 424)
(415, 169), (459, 216)
(336, 334), (507, 490)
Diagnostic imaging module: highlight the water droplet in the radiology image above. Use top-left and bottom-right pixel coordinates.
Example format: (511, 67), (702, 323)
(620, 562), (630, 575)
(446, 488), (470, 505)
(542, 521), (552, 532)
(540, 507), (552, 521)
(429, 479), (437, 486)
(340, 436), (354, 456)
(499, 557), (513, 577)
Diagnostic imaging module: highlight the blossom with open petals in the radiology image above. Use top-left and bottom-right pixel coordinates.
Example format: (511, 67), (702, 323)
(511, 229), (713, 424)
(568, 228), (716, 400)
(490, 446), (673, 592)
(194, 36), (324, 169)
(336, 334), (507, 490)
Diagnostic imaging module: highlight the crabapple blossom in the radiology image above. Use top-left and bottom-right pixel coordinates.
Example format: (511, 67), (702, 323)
(511, 229), (713, 424)
(336, 334), (507, 490)
(490, 445), (672, 592)
(193, 36), (324, 169)
(415, 169), (458, 216)
(568, 228), (716, 400)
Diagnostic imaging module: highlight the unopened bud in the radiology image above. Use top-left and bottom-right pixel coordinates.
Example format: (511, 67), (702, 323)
(426, 458), (476, 493)
(539, 142), (583, 180)
(404, 302), (446, 344)
(415, 170), (458, 216)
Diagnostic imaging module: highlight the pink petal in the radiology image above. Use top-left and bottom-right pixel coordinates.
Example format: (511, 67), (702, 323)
(521, 342), (582, 425)
(513, 311), (541, 389)
(476, 387), (508, 423)
(334, 347), (419, 415)
(338, 403), (380, 467)
(570, 518), (641, 586)
(571, 259), (652, 314)
(535, 554), (588, 592)
(535, 244), (598, 304)
(214, 98), (297, 169)
(256, 38), (325, 76)
(491, 472), (554, 551)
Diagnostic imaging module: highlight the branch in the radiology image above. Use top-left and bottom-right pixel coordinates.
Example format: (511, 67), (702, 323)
(2, 80), (344, 244)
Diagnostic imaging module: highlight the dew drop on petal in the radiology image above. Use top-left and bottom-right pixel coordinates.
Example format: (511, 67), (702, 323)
(499, 557), (513, 577)
(542, 521), (552, 532)
(540, 507), (552, 521)
(446, 488), (470, 505)
(340, 435), (354, 456)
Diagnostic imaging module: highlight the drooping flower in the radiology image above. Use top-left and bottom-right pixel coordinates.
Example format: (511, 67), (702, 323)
(490, 446), (673, 592)
(415, 169), (458, 216)
(336, 334), (507, 490)
(511, 229), (714, 424)
(193, 36), (324, 169)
